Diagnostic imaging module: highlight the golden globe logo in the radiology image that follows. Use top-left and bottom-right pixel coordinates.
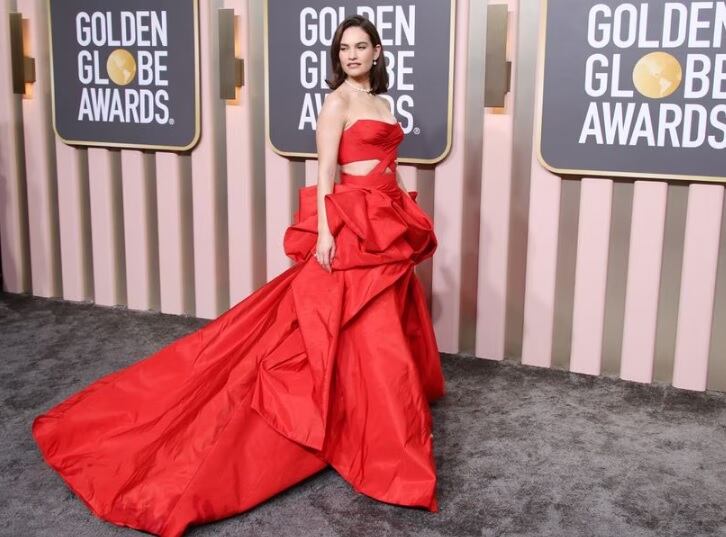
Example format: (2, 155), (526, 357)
(633, 52), (683, 99)
(580, 2), (726, 150)
(75, 11), (172, 125)
(106, 49), (137, 85)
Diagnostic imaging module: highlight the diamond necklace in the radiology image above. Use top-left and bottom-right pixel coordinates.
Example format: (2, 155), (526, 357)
(344, 78), (373, 94)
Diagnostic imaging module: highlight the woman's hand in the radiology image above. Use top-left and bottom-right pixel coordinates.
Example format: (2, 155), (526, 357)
(314, 230), (336, 273)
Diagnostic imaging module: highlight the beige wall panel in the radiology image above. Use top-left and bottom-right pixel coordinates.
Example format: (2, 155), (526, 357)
(18, 0), (60, 298)
(620, 181), (667, 384)
(87, 149), (125, 306)
(673, 185), (724, 391)
(0, 0), (31, 293)
(121, 151), (159, 311)
(569, 179), (613, 375)
(156, 152), (194, 315)
(191, 0), (230, 318)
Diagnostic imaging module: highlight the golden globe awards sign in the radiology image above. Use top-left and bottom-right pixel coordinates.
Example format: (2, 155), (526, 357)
(537, 0), (726, 183)
(49, 0), (200, 151)
(264, 0), (455, 163)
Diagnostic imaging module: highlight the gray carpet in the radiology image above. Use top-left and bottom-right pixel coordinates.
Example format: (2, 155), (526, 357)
(1, 291), (725, 537)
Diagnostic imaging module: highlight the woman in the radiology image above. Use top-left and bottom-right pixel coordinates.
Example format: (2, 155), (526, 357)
(32, 15), (445, 537)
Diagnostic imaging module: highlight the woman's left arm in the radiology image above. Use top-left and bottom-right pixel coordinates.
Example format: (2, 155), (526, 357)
(395, 166), (413, 199)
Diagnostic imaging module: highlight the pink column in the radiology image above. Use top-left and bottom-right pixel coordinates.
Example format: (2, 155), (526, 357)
(156, 152), (194, 315)
(431, 0), (470, 353)
(476, 0), (517, 360)
(56, 139), (91, 302)
(120, 150), (159, 311)
(226, 0), (266, 306)
(476, 110), (512, 361)
(88, 149), (126, 306)
(44, 0), (91, 303)
(191, 0), (229, 318)
(264, 144), (298, 279)
(520, 1), (564, 369)
(672, 184), (724, 391)
(620, 181), (668, 383)
(18, 0), (61, 297)
(569, 178), (613, 375)
(521, 166), (560, 368)
(0, 1), (30, 293)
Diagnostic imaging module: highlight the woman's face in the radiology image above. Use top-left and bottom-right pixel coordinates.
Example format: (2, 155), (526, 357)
(339, 26), (379, 77)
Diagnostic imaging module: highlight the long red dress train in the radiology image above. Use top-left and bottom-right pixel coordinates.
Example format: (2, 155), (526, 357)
(31, 118), (446, 537)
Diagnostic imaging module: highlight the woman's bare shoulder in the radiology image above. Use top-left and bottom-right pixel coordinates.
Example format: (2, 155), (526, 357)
(374, 94), (394, 115)
(319, 91), (349, 127)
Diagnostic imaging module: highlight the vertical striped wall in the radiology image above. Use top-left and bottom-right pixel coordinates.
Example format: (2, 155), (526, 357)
(1, 0), (725, 394)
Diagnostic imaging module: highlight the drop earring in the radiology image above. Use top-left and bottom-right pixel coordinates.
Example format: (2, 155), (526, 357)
(373, 59), (377, 65)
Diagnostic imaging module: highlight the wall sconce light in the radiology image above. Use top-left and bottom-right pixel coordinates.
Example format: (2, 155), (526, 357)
(9, 12), (35, 95)
(484, 4), (511, 108)
(218, 8), (244, 100)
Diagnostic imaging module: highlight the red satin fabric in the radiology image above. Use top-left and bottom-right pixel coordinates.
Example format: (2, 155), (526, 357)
(337, 117), (402, 169)
(31, 118), (446, 537)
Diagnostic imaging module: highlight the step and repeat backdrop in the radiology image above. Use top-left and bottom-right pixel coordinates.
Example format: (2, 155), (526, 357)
(2, 0), (726, 394)
(46, 0), (457, 161)
(264, 0), (455, 163)
(538, 0), (725, 183)
(48, 0), (200, 150)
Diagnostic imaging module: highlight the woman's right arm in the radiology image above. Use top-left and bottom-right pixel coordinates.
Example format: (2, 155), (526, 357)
(314, 93), (346, 272)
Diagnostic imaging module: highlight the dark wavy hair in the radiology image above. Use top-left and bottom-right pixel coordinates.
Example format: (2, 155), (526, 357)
(325, 15), (389, 94)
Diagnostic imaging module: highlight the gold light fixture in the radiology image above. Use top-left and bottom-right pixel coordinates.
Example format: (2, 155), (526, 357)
(9, 12), (35, 94)
(218, 8), (244, 100)
(484, 4), (511, 108)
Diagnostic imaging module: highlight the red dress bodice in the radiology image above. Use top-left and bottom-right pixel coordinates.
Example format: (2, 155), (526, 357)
(337, 118), (404, 177)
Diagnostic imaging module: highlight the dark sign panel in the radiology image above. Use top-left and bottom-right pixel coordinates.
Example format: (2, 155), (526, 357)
(537, 0), (726, 183)
(265, 0), (455, 164)
(49, 0), (200, 151)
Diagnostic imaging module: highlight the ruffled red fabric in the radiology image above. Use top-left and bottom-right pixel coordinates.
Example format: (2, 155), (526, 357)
(32, 127), (445, 537)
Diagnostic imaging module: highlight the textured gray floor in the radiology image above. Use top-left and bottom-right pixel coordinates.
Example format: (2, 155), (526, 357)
(2, 291), (726, 537)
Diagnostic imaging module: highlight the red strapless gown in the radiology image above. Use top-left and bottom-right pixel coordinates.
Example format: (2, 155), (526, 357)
(31, 118), (446, 537)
